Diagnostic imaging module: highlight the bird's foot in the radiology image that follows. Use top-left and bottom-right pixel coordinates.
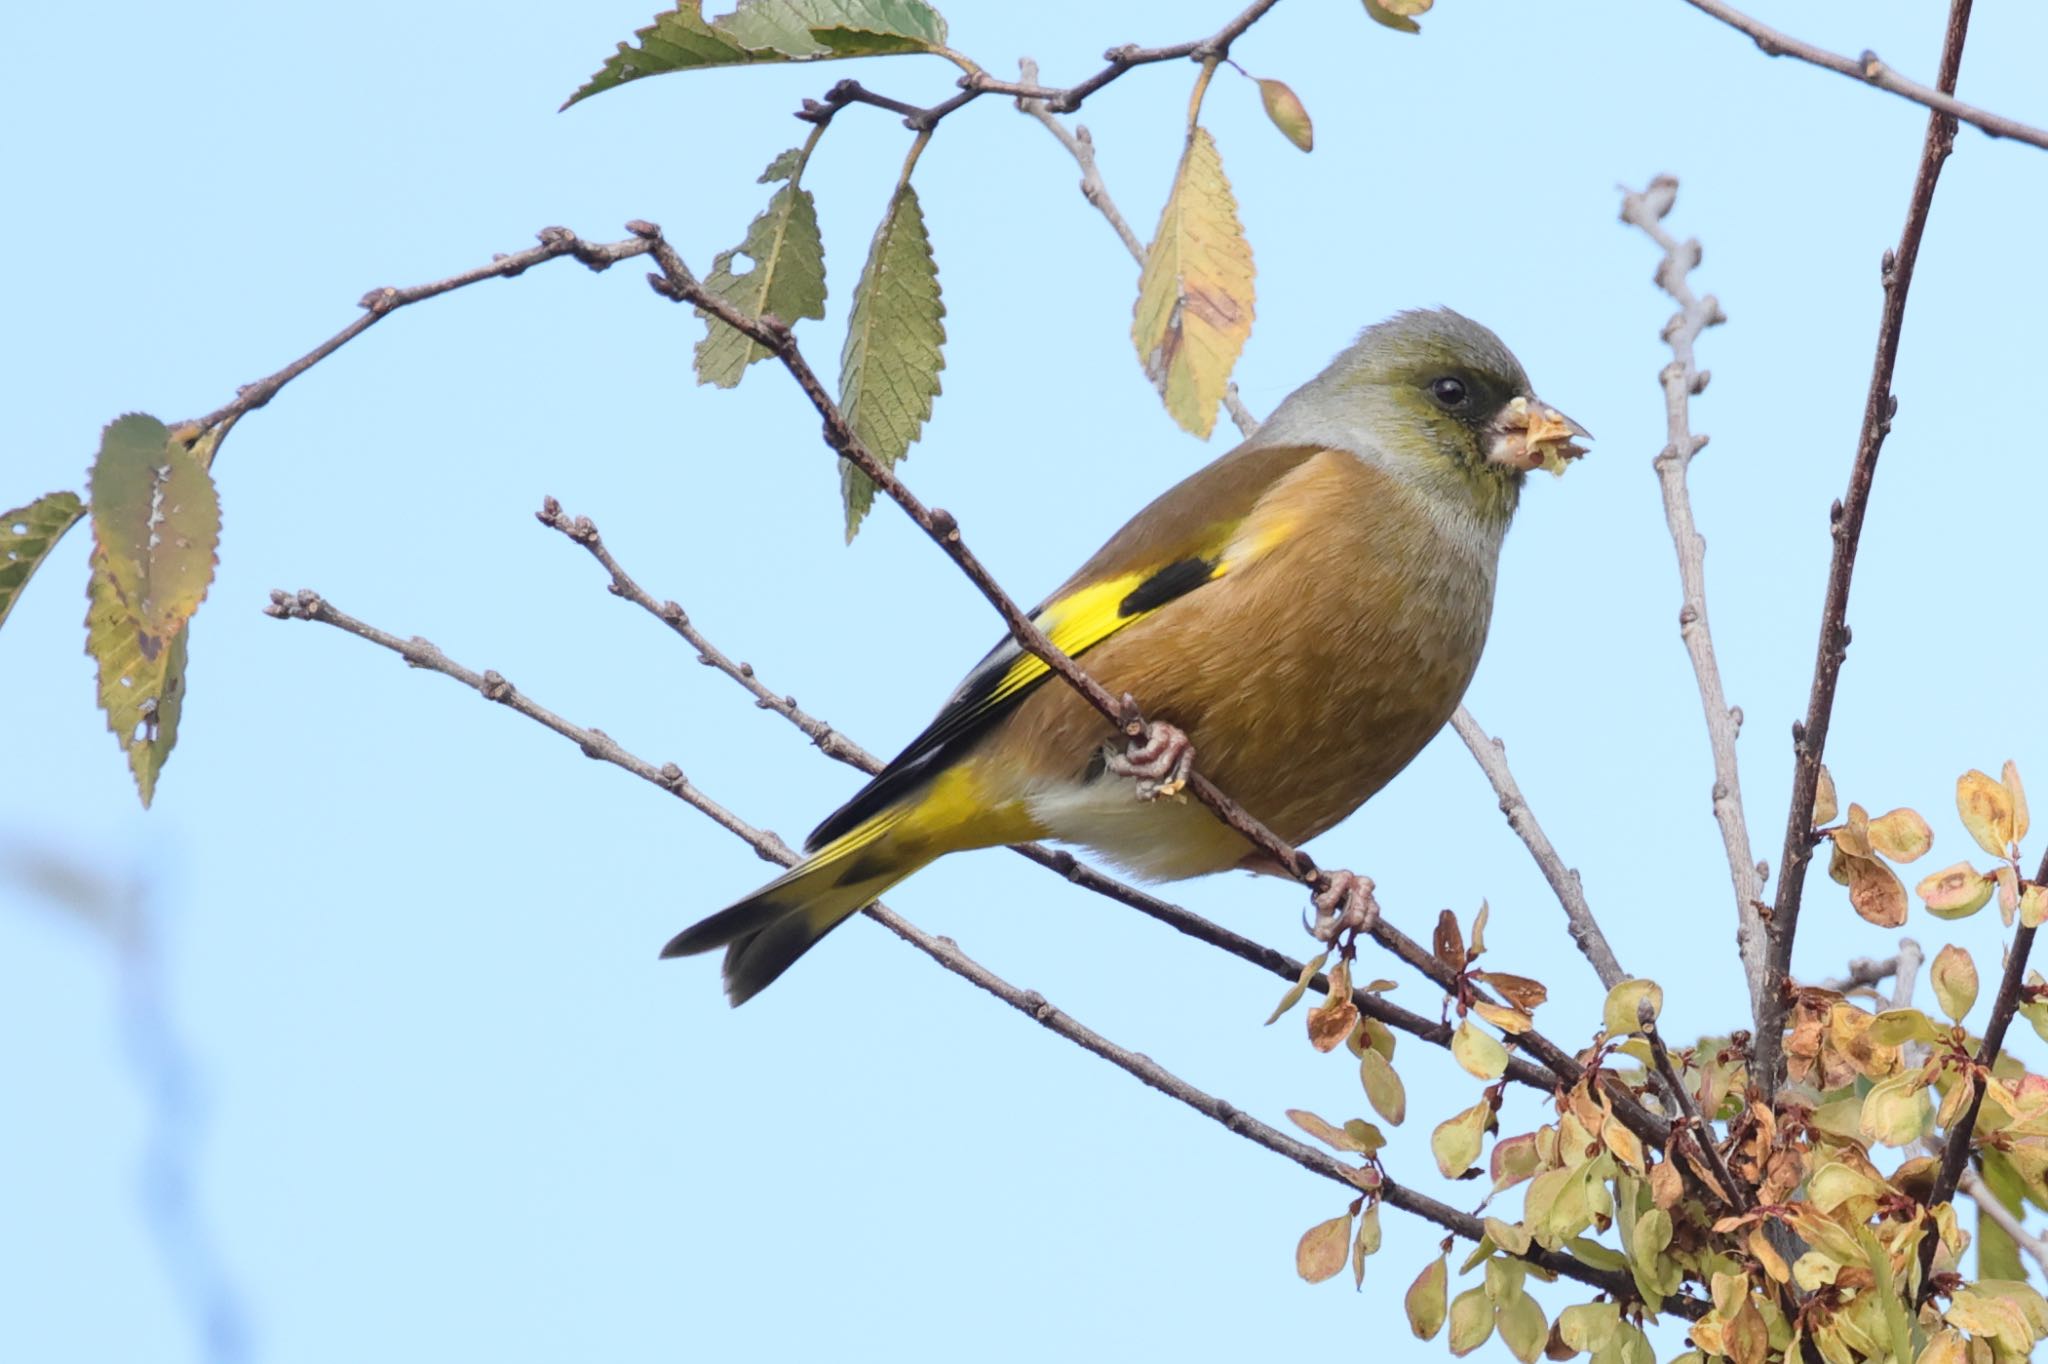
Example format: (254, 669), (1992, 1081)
(1307, 870), (1380, 952)
(1106, 719), (1194, 801)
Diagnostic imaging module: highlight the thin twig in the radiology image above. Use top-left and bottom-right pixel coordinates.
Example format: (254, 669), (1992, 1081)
(262, 585), (1676, 1312)
(1818, 952), (1909, 997)
(532, 497), (1562, 1092)
(1678, 0), (2048, 152)
(1957, 1166), (2048, 1281)
(1449, 708), (1624, 990)
(1618, 177), (1765, 1015)
(1011, 58), (1258, 439)
(1889, 939), (1925, 1011)
(1641, 1007), (1748, 1212)
(1755, 1), (1973, 1102)
(186, 228), (652, 438)
(795, 0), (1286, 131)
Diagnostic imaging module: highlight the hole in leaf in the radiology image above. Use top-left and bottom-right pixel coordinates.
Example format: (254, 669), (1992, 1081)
(728, 250), (757, 278)
(9, 522), (26, 535)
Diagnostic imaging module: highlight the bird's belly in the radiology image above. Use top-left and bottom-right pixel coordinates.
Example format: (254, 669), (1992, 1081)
(1026, 779), (1257, 881)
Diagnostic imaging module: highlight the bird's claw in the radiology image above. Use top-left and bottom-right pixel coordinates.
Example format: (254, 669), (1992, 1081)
(1106, 719), (1194, 802)
(1308, 870), (1379, 950)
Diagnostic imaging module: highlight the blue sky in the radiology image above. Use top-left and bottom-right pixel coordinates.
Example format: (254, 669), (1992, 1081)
(6, 2), (2048, 1360)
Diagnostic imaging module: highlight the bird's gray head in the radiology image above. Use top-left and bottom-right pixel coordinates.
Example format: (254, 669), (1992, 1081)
(1257, 308), (1589, 529)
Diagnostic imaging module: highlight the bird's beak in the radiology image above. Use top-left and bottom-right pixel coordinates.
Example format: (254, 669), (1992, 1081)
(1487, 396), (1592, 477)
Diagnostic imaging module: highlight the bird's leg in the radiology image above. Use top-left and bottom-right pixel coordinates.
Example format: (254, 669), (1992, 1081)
(1105, 718), (1194, 801)
(1307, 870), (1380, 954)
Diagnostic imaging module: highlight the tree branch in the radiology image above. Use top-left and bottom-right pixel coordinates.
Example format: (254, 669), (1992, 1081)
(1678, 0), (2047, 152)
(1642, 1007), (1748, 1212)
(1957, 1166), (2048, 1281)
(262, 585), (1680, 1313)
(1618, 176), (1765, 1017)
(794, 0), (1285, 132)
(1754, 0), (1973, 1102)
(186, 228), (653, 439)
(1819, 945), (1918, 998)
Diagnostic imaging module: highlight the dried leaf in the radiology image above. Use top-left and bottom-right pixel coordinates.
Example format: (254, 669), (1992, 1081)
(1601, 978), (1662, 1036)
(2004, 761), (2030, 845)
(1431, 1099), (1490, 1179)
(1452, 1018), (1509, 1080)
(1490, 1132), (1542, 1192)
(1254, 77), (1312, 151)
(1296, 1211), (1352, 1283)
(1931, 944), (1979, 1022)
(1959, 768), (2019, 858)
(1448, 1285), (1494, 1357)
(694, 146), (827, 387)
(1470, 901), (1490, 959)
(1473, 1001), (1534, 1034)
(1869, 807), (1934, 863)
(0, 490), (85, 633)
(1476, 972), (1548, 1012)
(1131, 126), (1254, 439)
(1360, 1045), (1406, 1126)
(1999, 863), (2022, 923)
(1264, 950), (1328, 1025)
(1307, 958), (1360, 1053)
(1915, 1330), (1969, 1364)
(1832, 843), (1908, 927)
(839, 182), (946, 540)
(1361, 0), (1431, 33)
(1432, 907), (1467, 974)
(1919, 862), (1996, 920)
(1813, 764), (1839, 826)
(1406, 1255), (1448, 1339)
(1285, 1109), (1379, 1155)
(1835, 802), (1873, 857)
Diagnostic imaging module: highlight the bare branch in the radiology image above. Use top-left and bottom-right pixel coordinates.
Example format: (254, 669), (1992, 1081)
(1889, 938), (1926, 1011)
(1818, 939), (1921, 999)
(1957, 1166), (2048, 1281)
(1755, 1), (1973, 1101)
(532, 496), (1562, 1095)
(1679, 0), (2048, 152)
(264, 585), (1676, 1312)
(1618, 176), (1765, 1012)
(186, 228), (652, 439)
(1449, 708), (1624, 991)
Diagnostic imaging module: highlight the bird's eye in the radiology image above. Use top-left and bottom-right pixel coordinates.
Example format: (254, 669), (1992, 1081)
(1429, 376), (1469, 408)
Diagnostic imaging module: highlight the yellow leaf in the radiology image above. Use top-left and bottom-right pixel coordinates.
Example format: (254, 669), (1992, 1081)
(1405, 1255), (1448, 1339)
(1254, 77), (1312, 152)
(1360, 1046), (1406, 1125)
(1558, 1302), (1619, 1353)
(1264, 950), (1328, 1025)
(1484, 1216), (1532, 1256)
(1452, 1018), (1509, 1080)
(2004, 761), (2030, 845)
(1919, 862), (1995, 919)
(1869, 807), (1934, 862)
(1496, 1289), (1547, 1364)
(1363, 0), (1431, 31)
(1432, 1099), (1490, 1179)
(1914, 1329), (1968, 1364)
(1296, 1211), (1352, 1283)
(1958, 768), (2018, 858)
(2023, 883), (2048, 930)
(1834, 802), (1873, 857)
(1352, 1200), (1381, 1288)
(1858, 1072), (1933, 1148)
(1473, 1000), (1533, 1034)
(1131, 126), (1254, 439)
(1286, 1109), (1375, 1154)
(1448, 1285), (1494, 1357)
(1601, 978), (1662, 1035)
(1931, 944), (1979, 1022)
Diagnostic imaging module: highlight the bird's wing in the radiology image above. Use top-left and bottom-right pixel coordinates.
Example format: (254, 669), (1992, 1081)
(805, 442), (1332, 850)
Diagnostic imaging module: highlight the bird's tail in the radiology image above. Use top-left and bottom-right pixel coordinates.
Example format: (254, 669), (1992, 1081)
(661, 807), (936, 1006)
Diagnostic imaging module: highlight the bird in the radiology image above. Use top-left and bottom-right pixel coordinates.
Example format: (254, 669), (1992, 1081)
(665, 308), (1588, 1004)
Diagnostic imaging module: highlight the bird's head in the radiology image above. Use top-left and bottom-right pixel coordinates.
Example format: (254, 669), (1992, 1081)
(1263, 308), (1589, 530)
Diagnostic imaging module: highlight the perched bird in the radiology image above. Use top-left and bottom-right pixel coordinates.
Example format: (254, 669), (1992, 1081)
(667, 308), (1588, 1004)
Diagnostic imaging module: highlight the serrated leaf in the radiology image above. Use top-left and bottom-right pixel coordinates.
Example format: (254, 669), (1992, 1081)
(84, 549), (191, 807)
(87, 414), (219, 652)
(1869, 806), (1934, 862)
(839, 182), (945, 540)
(1362, 0), (1430, 33)
(1406, 1256), (1448, 1339)
(1452, 1017), (1509, 1079)
(1959, 768), (2019, 857)
(564, 0), (944, 107)
(1296, 1211), (1352, 1283)
(1932, 943), (1979, 1022)
(1360, 1044), (1406, 1125)
(0, 490), (85, 632)
(694, 148), (827, 387)
(1919, 862), (1996, 919)
(1431, 1099), (1489, 1179)
(1255, 77), (1312, 151)
(1449, 1285), (1494, 1357)
(1601, 978), (1662, 1035)
(1131, 126), (1254, 440)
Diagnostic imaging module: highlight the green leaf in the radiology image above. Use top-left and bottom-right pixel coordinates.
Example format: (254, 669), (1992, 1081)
(87, 414), (220, 652)
(1858, 1071), (1932, 1148)
(1358, 1036), (1404, 1124)
(838, 182), (945, 540)
(1448, 1285), (1494, 1357)
(84, 549), (192, 807)
(1361, 0), (1430, 34)
(1496, 1288), (1546, 1364)
(695, 147), (828, 388)
(1601, 978), (1662, 1036)
(1430, 1099), (1488, 1179)
(1131, 126), (1254, 440)
(1405, 1256), (1447, 1339)
(1264, 950), (1328, 1025)
(1451, 1017), (1509, 1079)
(1931, 943), (1979, 1022)
(564, 0), (944, 107)
(1255, 78), (1313, 152)
(0, 490), (85, 632)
